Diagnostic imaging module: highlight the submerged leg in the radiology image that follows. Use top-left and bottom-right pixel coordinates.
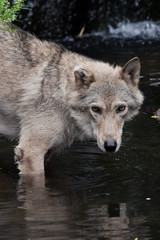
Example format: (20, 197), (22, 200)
(14, 113), (65, 174)
(14, 129), (54, 175)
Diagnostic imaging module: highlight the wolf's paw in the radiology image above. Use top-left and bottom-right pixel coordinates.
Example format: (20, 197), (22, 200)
(14, 146), (44, 175)
(14, 147), (24, 163)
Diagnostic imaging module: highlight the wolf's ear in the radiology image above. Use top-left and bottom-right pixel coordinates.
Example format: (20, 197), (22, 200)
(74, 66), (95, 90)
(121, 57), (140, 87)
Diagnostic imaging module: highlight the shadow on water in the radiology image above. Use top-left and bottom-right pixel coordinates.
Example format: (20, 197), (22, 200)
(0, 39), (160, 239)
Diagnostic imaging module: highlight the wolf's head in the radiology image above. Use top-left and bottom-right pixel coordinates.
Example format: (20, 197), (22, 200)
(68, 57), (144, 153)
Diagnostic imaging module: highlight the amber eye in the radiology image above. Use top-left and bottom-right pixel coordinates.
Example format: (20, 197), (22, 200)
(91, 106), (102, 114)
(116, 105), (126, 113)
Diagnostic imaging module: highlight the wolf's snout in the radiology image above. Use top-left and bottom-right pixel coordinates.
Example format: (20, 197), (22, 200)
(104, 141), (117, 152)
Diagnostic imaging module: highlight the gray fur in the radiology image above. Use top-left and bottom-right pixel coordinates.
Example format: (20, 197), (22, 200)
(0, 23), (144, 174)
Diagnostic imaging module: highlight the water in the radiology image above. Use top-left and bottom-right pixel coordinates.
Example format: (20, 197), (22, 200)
(108, 21), (160, 39)
(0, 39), (160, 239)
(17, 0), (160, 38)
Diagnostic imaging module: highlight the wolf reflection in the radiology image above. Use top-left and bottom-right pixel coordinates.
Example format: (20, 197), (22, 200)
(17, 175), (150, 240)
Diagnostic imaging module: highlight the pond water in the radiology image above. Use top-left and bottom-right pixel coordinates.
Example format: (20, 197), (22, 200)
(0, 38), (160, 240)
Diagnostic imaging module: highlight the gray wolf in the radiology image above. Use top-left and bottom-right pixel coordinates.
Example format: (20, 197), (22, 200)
(0, 23), (144, 174)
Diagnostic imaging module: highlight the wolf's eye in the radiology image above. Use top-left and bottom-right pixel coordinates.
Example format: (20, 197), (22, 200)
(91, 106), (102, 114)
(116, 105), (126, 113)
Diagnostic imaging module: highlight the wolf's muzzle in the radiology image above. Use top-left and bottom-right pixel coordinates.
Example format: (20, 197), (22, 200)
(104, 141), (117, 152)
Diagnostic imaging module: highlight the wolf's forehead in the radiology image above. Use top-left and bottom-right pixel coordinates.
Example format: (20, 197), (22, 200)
(88, 80), (119, 98)
(85, 86), (116, 105)
(92, 80), (117, 94)
(86, 80), (131, 103)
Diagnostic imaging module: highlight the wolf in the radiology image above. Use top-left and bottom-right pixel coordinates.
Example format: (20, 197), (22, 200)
(0, 23), (144, 174)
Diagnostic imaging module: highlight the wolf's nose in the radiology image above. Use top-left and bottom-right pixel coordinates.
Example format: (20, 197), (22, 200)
(104, 141), (117, 152)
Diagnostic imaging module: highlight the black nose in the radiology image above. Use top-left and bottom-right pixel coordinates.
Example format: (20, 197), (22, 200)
(104, 141), (117, 152)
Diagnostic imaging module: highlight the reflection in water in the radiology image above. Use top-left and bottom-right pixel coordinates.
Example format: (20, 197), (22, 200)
(14, 174), (151, 240)
(17, 175), (71, 240)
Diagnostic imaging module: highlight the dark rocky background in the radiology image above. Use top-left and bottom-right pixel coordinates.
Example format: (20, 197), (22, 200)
(15, 0), (160, 39)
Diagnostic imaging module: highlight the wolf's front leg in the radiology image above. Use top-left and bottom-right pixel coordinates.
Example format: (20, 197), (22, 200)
(14, 133), (53, 175)
(15, 146), (45, 175)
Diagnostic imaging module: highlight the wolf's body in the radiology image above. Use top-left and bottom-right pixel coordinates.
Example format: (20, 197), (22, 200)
(0, 23), (144, 174)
